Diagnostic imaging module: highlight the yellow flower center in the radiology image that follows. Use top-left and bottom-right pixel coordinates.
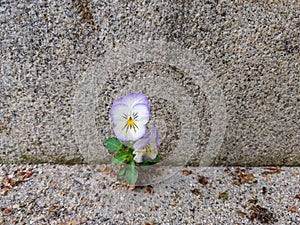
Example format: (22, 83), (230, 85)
(123, 115), (138, 133)
(127, 117), (135, 127)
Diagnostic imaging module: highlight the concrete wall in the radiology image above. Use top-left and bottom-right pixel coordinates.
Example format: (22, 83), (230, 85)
(0, 0), (299, 166)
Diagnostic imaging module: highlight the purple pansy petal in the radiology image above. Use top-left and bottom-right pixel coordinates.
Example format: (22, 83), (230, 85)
(133, 132), (151, 153)
(131, 103), (150, 124)
(114, 93), (149, 109)
(133, 126), (159, 163)
(133, 146), (158, 163)
(114, 124), (146, 142)
(149, 126), (160, 148)
(133, 154), (144, 163)
(112, 125), (126, 142)
(110, 103), (129, 123)
(146, 148), (158, 160)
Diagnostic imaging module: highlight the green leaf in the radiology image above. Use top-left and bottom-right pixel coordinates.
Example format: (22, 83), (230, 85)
(127, 147), (134, 154)
(125, 161), (138, 185)
(117, 166), (127, 180)
(112, 152), (128, 165)
(104, 137), (123, 153)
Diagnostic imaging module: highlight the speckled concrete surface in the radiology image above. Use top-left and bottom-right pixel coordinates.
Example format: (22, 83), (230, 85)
(0, 1), (299, 165)
(0, 165), (299, 224)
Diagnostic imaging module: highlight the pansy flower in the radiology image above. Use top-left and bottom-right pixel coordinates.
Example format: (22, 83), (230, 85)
(110, 93), (150, 142)
(133, 126), (159, 163)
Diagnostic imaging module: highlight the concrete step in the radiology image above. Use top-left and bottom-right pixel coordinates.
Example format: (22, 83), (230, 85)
(0, 1), (299, 166)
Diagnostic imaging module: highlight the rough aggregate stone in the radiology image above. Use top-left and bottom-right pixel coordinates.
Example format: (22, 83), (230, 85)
(0, 0), (299, 165)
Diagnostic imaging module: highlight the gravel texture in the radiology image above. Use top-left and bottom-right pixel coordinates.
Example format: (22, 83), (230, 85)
(0, 1), (299, 165)
(0, 164), (299, 224)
